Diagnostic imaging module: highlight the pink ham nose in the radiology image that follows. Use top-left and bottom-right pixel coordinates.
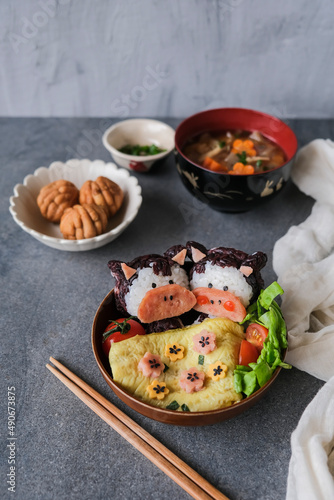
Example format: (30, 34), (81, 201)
(192, 287), (246, 323)
(137, 284), (197, 323)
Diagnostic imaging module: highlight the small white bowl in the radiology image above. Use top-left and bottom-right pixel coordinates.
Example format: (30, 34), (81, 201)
(9, 159), (142, 252)
(102, 119), (175, 172)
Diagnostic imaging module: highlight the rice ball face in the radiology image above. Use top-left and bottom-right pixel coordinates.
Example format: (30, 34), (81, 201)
(125, 264), (190, 317)
(190, 262), (253, 307)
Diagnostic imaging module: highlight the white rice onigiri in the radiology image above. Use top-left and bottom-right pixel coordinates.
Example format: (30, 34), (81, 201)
(190, 262), (253, 307)
(125, 264), (190, 317)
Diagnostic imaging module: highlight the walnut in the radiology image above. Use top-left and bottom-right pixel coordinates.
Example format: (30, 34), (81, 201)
(37, 180), (79, 223)
(60, 204), (108, 240)
(79, 176), (124, 218)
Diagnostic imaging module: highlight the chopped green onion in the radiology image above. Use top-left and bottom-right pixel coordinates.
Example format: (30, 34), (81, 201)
(198, 354), (205, 365)
(219, 140), (226, 148)
(181, 404), (190, 412)
(118, 144), (166, 156)
(256, 160), (262, 167)
(236, 151), (247, 165)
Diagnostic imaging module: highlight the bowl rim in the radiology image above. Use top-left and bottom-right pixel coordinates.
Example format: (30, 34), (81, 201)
(174, 107), (298, 177)
(92, 288), (284, 423)
(102, 118), (175, 162)
(9, 158), (143, 249)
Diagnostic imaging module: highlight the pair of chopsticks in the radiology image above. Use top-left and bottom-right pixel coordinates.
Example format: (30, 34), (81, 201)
(46, 357), (229, 500)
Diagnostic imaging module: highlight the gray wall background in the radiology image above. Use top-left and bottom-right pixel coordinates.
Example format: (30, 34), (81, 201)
(1, 0), (333, 118)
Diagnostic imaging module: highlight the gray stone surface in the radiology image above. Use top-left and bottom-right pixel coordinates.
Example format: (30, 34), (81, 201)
(1, 118), (327, 500)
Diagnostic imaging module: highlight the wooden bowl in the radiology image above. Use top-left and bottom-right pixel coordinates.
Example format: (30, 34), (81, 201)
(92, 290), (284, 426)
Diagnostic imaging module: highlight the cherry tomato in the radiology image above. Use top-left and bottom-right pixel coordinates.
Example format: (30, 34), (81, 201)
(102, 317), (146, 356)
(238, 340), (259, 366)
(246, 323), (269, 351)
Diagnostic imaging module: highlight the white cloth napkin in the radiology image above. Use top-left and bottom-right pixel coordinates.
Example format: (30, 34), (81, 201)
(272, 139), (334, 499)
(273, 139), (334, 381)
(286, 375), (334, 500)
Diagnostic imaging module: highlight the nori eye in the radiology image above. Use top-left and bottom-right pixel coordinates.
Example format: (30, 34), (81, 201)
(208, 283), (213, 288)
(169, 280), (173, 284)
(152, 283), (157, 288)
(223, 286), (228, 291)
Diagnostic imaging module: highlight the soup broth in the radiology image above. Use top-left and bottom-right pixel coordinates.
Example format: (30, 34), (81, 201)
(183, 130), (286, 174)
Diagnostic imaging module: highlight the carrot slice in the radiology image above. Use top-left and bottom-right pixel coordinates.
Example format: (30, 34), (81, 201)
(232, 139), (243, 149)
(202, 156), (213, 168)
(232, 139), (257, 157)
(243, 139), (254, 149)
(243, 165), (255, 174)
(209, 161), (224, 172)
(203, 156), (225, 172)
(233, 162), (245, 174)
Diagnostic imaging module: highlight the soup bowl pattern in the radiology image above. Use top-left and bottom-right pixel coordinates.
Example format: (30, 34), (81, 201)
(174, 108), (298, 213)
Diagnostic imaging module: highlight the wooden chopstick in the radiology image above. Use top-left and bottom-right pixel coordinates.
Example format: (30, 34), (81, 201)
(47, 357), (229, 500)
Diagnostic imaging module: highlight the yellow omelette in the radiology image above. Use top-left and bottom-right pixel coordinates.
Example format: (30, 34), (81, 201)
(109, 317), (245, 412)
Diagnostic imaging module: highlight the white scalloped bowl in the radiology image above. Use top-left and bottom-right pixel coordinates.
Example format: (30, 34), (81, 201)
(9, 159), (142, 252)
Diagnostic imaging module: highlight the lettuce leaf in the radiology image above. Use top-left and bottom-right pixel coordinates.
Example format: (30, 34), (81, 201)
(234, 281), (291, 397)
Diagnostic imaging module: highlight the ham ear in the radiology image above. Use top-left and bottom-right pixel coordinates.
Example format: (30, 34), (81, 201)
(241, 251), (267, 272)
(191, 246), (206, 263)
(186, 241), (208, 262)
(172, 249), (187, 266)
(107, 260), (136, 282)
(240, 265), (253, 277)
(121, 263), (137, 280)
(163, 244), (187, 265)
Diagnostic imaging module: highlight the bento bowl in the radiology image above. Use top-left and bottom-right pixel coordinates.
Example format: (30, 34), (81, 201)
(92, 289), (284, 426)
(174, 108), (298, 213)
(102, 119), (175, 172)
(9, 159), (142, 252)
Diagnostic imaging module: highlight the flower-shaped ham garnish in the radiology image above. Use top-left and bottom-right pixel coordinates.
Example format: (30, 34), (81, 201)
(207, 361), (228, 381)
(147, 380), (169, 400)
(138, 352), (164, 378)
(179, 367), (205, 394)
(192, 330), (217, 354)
